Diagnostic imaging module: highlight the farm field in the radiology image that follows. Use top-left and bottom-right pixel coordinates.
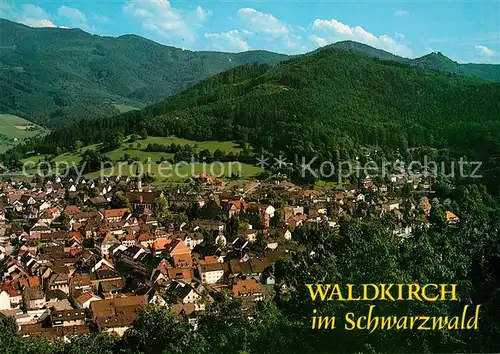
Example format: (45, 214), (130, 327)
(0, 114), (48, 153)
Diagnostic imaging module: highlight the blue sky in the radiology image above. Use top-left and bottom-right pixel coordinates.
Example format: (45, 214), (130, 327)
(1, 0), (499, 63)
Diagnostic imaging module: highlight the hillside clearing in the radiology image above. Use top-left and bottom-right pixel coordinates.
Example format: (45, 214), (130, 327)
(0, 114), (48, 153)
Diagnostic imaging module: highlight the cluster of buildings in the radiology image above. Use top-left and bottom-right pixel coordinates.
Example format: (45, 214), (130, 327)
(0, 170), (459, 340)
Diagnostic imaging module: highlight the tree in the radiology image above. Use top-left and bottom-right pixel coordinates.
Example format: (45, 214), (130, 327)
(62, 333), (119, 354)
(80, 149), (109, 173)
(60, 212), (72, 231)
(119, 306), (192, 354)
(110, 191), (131, 210)
(155, 195), (171, 224)
(72, 140), (83, 152)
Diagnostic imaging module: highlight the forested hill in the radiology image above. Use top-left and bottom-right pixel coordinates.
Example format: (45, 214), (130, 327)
(2, 18), (499, 129)
(9, 47), (500, 186)
(329, 41), (500, 82)
(0, 18), (288, 127)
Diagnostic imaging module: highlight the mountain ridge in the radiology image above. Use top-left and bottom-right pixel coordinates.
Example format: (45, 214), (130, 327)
(1, 18), (499, 130)
(328, 40), (500, 81)
(9, 47), (498, 178)
(0, 18), (289, 128)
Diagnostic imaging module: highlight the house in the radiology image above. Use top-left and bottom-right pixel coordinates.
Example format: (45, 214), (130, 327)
(140, 215), (158, 227)
(266, 238), (278, 250)
(284, 206), (304, 220)
(50, 309), (87, 327)
(220, 199), (247, 218)
(243, 228), (257, 243)
(128, 191), (163, 214)
(120, 234), (137, 247)
(73, 292), (102, 309)
(99, 278), (125, 299)
(0, 288), (11, 310)
(0, 283), (22, 310)
(198, 263), (225, 284)
(48, 273), (70, 294)
(70, 275), (92, 294)
(169, 281), (205, 311)
(90, 196), (109, 208)
(446, 211), (460, 225)
(29, 224), (51, 239)
(191, 219), (225, 232)
(95, 233), (120, 257)
(232, 279), (263, 306)
(382, 201), (400, 212)
(115, 245), (153, 276)
(285, 214), (306, 229)
(64, 205), (81, 216)
(420, 198), (432, 216)
(151, 238), (172, 256)
(90, 295), (148, 336)
(167, 240), (192, 268)
(179, 232), (204, 250)
(245, 203), (275, 229)
(23, 286), (46, 310)
(102, 209), (130, 223)
(274, 228), (292, 241)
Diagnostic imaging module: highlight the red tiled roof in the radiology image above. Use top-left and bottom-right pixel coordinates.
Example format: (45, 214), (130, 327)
(64, 205), (81, 215)
(104, 209), (130, 219)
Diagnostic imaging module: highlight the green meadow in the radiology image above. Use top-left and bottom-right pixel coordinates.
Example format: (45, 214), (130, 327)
(21, 136), (260, 183)
(0, 114), (48, 153)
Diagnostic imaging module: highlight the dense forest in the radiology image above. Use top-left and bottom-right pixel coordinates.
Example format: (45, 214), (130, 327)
(0, 19), (287, 127)
(1, 184), (499, 353)
(4, 46), (500, 190)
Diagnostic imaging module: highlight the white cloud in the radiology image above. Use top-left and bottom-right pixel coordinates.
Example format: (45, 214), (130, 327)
(237, 8), (289, 36)
(395, 10), (409, 17)
(93, 14), (109, 24)
(310, 35), (328, 47)
(475, 45), (496, 57)
(395, 32), (406, 39)
(204, 30), (250, 52)
(2, 1), (104, 32)
(235, 8), (310, 53)
(58, 6), (86, 24)
(21, 17), (57, 28)
(312, 18), (412, 57)
(196, 6), (212, 22)
(4, 3), (57, 28)
(123, 0), (205, 44)
(57, 5), (90, 30)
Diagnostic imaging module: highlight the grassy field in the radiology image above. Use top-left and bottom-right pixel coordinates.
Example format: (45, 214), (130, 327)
(113, 104), (140, 113)
(314, 180), (345, 190)
(0, 114), (48, 153)
(21, 136), (260, 184)
(32, 136), (243, 166)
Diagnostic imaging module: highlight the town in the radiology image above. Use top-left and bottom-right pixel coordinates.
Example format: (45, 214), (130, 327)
(0, 168), (460, 340)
